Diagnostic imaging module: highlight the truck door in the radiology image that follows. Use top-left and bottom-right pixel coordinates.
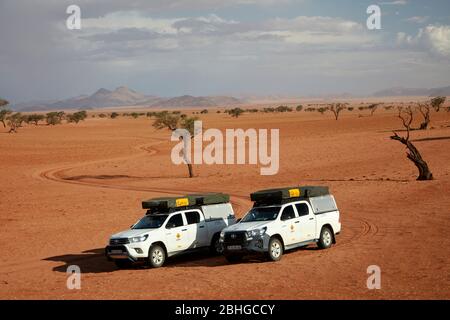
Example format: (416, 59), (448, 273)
(280, 205), (298, 246)
(294, 202), (316, 242)
(164, 213), (190, 253)
(184, 210), (209, 248)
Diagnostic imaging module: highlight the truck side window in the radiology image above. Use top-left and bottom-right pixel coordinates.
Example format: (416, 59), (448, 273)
(185, 211), (200, 225)
(281, 205), (296, 221)
(295, 203), (310, 217)
(166, 213), (184, 229)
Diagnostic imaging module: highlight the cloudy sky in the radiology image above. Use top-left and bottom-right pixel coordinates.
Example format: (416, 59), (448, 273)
(1, 0), (449, 102)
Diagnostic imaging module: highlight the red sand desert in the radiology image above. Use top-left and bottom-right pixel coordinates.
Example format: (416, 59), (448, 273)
(1, 105), (449, 299)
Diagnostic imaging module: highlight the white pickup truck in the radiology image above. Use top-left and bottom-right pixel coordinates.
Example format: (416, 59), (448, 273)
(106, 193), (236, 268)
(220, 186), (341, 262)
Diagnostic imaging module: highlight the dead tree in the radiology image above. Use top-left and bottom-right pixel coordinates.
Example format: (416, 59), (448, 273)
(418, 103), (431, 130)
(390, 107), (433, 181)
(329, 103), (346, 120)
(368, 103), (380, 116)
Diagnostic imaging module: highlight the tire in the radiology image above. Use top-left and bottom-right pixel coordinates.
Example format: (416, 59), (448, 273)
(114, 260), (132, 269)
(317, 227), (333, 249)
(148, 244), (166, 268)
(225, 254), (243, 263)
(210, 234), (224, 255)
(267, 237), (283, 261)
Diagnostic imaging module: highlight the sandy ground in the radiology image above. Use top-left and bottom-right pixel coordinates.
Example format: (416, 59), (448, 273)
(0, 106), (449, 299)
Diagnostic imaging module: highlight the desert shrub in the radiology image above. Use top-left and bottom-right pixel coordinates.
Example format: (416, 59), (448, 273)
(347, 107), (354, 111)
(6, 112), (25, 133)
(305, 107), (315, 112)
(110, 112), (119, 119)
(26, 114), (45, 125)
(263, 107), (275, 113)
(296, 105), (303, 112)
(246, 108), (259, 113)
(67, 111), (88, 123)
(228, 107), (245, 118)
(98, 113), (107, 118)
(172, 111), (181, 115)
(317, 107), (328, 115)
(276, 105), (293, 112)
(384, 106), (393, 111)
(430, 96), (446, 112)
(0, 109), (13, 128)
(180, 114), (187, 119)
(216, 110), (221, 113)
(200, 109), (209, 114)
(46, 112), (63, 125)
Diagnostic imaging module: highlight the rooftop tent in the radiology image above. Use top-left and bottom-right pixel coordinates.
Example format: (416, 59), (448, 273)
(142, 193), (230, 211)
(250, 186), (329, 205)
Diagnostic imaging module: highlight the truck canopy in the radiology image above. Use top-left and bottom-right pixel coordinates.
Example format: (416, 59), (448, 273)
(251, 186), (329, 206)
(142, 193), (230, 213)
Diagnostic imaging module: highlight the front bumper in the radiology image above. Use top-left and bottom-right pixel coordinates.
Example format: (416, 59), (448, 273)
(105, 244), (149, 262)
(222, 236), (269, 255)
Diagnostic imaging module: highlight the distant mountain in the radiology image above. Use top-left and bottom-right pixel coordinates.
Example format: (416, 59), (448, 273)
(373, 86), (450, 97)
(14, 87), (242, 111)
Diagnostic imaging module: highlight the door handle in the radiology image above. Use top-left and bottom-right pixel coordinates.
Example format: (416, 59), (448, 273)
(199, 225), (205, 229)
(182, 229), (188, 231)
(309, 218), (314, 221)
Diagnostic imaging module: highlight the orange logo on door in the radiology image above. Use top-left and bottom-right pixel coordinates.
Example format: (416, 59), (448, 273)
(290, 225), (295, 231)
(176, 233), (181, 239)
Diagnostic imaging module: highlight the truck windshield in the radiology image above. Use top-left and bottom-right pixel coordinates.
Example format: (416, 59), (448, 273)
(241, 207), (280, 222)
(132, 215), (168, 229)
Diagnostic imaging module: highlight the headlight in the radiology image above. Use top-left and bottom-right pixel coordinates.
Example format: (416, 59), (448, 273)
(246, 227), (267, 239)
(220, 231), (225, 238)
(129, 234), (148, 243)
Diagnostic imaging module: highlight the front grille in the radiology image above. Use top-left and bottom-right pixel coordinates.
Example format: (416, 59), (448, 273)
(109, 238), (129, 245)
(224, 231), (247, 245)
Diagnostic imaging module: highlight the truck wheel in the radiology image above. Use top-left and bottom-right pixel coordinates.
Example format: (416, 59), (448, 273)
(210, 234), (223, 255)
(318, 227), (333, 249)
(114, 260), (132, 269)
(267, 237), (283, 261)
(148, 244), (166, 268)
(225, 254), (243, 263)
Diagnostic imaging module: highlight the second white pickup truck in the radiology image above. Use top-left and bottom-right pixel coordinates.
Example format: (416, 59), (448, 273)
(220, 186), (341, 263)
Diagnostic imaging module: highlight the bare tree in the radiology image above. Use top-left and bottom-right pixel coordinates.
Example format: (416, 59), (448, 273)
(417, 97), (446, 130)
(368, 103), (380, 116)
(329, 103), (346, 120)
(390, 107), (433, 181)
(418, 103), (431, 130)
(153, 112), (199, 178)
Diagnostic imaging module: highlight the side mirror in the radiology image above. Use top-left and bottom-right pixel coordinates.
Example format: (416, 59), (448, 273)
(166, 223), (175, 229)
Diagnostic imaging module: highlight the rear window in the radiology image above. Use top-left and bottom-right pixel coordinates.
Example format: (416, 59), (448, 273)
(295, 203), (310, 217)
(185, 211), (201, 224)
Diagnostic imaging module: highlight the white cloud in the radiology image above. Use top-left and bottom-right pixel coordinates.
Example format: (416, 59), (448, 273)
(380, 0), (408, 5)
(398, 25), (450, 57)
(404, 16), (429, 24)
